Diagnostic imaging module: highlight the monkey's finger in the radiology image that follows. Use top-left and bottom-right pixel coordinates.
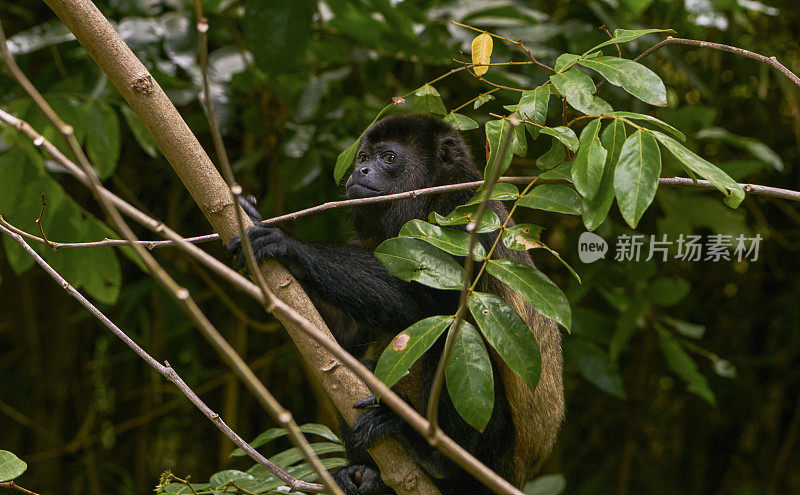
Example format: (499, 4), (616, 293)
(353, 396), (379, 409)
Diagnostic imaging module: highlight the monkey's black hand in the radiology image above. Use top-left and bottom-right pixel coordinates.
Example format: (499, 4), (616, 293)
(238, 195), (263, 223)
(351, 395), (406, 448)
(334, 465), (392, 495)
(226, 226), (295, 271)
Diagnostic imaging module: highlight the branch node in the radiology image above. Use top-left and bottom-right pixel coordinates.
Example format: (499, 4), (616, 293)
(132, 74), (154, 94)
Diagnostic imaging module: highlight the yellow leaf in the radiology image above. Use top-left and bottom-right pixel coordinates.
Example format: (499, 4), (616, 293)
(471, 32), (493, 77)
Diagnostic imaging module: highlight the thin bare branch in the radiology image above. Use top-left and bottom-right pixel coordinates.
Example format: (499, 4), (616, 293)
(0, 22), (325, 492)
(191, 2), (339, 490)
(636, 36), (800, 89)
(0, 223), (323, 493)
(426, 116), (518, 436)
(3, 174), (800, 253)
(0, 481), (41, 495)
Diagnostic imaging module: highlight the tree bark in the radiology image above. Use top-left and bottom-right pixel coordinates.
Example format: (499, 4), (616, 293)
(40, 1), (439, 493)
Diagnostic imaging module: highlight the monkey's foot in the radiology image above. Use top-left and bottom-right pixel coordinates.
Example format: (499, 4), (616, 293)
(334, 464), (392, 495)
(351, 395), (405, 447)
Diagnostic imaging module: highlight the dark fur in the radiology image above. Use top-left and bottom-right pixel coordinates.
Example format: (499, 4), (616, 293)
(229, 114), (564, 494)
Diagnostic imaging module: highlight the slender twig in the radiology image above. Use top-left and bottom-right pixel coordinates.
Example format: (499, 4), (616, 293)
(192, 3), (339, 491)
(0, 53), (521, 495)
(0, 223), (322, 492)
(452, 59), (536, 68)
(635, 36), (800, 89)
(450, 88), (500, 113)
(34, 193), (56, 249)
(0, 21), (326, 493)
(3, 173), (800, 253)
(450, 20), (554, 71)
(599, 25), (622, 58)
(426, 116), (519, 436)
(0, 481), (41, 495)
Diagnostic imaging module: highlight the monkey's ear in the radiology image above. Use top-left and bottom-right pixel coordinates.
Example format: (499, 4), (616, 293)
(436, 135), (466, 169)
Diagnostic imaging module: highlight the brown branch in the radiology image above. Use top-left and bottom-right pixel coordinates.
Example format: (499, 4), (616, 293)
(0, 20), (328, 493)
(10, 2), (519, 493)
(0, 222), (322, 492)
(34, 193), (56, 249)
(191, 2), (339, 490)
(33, 2), (441, 493)
(635, 36), (800, 89)
(426, 116), (518, 436)
(599, 25), (622, 58)
(0, 481), (41, 495)
(4, 175), (800, 253)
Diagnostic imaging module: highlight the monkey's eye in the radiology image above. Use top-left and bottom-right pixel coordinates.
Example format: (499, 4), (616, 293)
(381, 152), (396, 163)
(357, 153), (368, 163)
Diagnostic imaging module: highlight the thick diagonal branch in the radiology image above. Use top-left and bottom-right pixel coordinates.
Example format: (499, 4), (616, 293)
(40, 0), (438, 493)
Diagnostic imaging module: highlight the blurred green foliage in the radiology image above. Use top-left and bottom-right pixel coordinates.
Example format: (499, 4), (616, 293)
(0, 1), (799, 494)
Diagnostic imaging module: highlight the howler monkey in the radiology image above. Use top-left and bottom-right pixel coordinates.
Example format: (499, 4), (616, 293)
(228, 114), (564, 495)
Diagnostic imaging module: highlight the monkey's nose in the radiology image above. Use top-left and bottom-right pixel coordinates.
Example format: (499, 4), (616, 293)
(360, 167), (371, 175)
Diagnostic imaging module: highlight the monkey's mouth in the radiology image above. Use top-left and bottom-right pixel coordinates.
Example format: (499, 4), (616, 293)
(346, 182), (382, 199)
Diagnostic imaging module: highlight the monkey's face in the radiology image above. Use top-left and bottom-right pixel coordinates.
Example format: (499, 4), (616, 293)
(346, 141), (427, 199)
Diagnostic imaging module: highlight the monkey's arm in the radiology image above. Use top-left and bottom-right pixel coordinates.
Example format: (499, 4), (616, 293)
(228, 225), (437, 330)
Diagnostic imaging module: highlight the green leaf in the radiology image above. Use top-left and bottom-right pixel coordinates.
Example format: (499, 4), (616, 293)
(267, 442), (344, 470)
(79, 222), (122, 304)
(578, 56), (667, 107)
(469, 292), (541, 391)
(554, 53), (580, 73)
(446, 321), (494, 431)
(518, 86), (550, 137)
(444, 112), (479, 130)
(333, 139), (359, 184)
(484, 118), (518, 177)
(657, 331), (716, 406)
(538, 162), (572, 181)
(571, 118), (608, 200)
(375, 237), (466, 290)
(585, 28), (675, 55)
(399, 219), (486, 260)
(120, 105), (158, 158)
(412, 84), (447, 115)
(550, 69), (613, 115)
(517, 185), (582, 215)
(209, 470), (256, 489)
(582, 119), (626, 230)
(466, 183), (519, 205)
(0, 450), (27, 482)
(230, 424), (339, 457)
(564, 339), (626, 399)
(535, 140), (566, 170)
(501, 224), (543, 251)
(614, 129), (662, 228)
(606, 111), (685, 141)
(653, 131), (745, 208)
(429, 204), (502, 234)
(474, 93), (495, 109)
(539, 127), (579, 152)
(513, 124), (528, 157)
(245, 0), (315, 72)
(85, 100), (120, 179)
(485, 259), (571, 331)
(375, 316), (453, 388)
